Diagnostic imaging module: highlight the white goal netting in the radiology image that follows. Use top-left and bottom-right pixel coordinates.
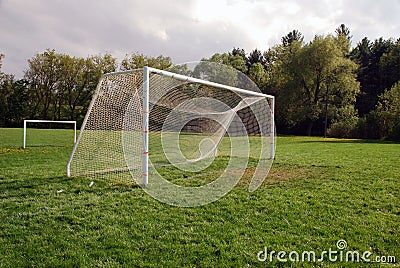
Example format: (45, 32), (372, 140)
(67, 62), (274, 196)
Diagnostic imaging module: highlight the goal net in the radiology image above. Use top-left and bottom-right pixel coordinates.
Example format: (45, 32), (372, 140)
(67, 63), (275, 194)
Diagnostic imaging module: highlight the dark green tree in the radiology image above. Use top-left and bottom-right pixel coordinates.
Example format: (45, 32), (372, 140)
(0, 67), (32, 127)
(247, 49), (264, 70)
(351, 38), (395, 116)
(282, 30), (304, 47)
(0, 54), (4, 70)
(379, 39), (400, 92)
(230, 48), (246, 60)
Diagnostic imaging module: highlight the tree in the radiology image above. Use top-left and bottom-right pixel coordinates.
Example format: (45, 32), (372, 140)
(23, 50), (117, 123)
(247, 49), (264, 68)
(193, 57), (240, 87)
(0, 55), (32, 127)
(0, 53), (4, 71)
(61, 53), (117, 123)
(379, 39), (400, 93)
(351, 38), (395, 116)
(335, 24), (352, 42)
(231, 48), (246, 59)
(350, 37), (371, 67)
(198, 52), (251, 89)
(202, 52), (247, 74)
(272, 35), (359, 135)
(56, 54), (81, 120)
(248, 62), (268, 88)
(282, 30), (303, 47)
(0, 64), (13, 126)
(1, 79), (32, 126)
(121, 52), (172, 71)
(24, 49), (61, 119)
(373, 82), (400, 139)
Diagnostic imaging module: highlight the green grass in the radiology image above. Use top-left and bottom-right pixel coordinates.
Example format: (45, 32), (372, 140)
(0, 128), (399, 267)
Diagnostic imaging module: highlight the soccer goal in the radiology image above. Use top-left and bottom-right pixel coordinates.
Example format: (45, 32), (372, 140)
(23, 120), (77, 148)
(66, 64), (275, 188)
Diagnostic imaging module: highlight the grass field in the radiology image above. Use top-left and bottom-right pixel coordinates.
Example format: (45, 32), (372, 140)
(0, 128), (399, 267)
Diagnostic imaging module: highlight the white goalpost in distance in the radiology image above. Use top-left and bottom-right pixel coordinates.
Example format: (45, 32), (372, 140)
(23, 119), (77, 148)
(67, 65), (275, 188)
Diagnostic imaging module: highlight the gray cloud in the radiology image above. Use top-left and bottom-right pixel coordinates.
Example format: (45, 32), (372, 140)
(1, 0), (399, 78)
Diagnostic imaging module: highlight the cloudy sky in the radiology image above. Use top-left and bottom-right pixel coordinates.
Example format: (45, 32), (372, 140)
(1, 0), (400, 77)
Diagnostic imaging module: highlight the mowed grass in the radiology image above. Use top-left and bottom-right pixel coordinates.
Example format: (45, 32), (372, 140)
(0, 128), (399, 267)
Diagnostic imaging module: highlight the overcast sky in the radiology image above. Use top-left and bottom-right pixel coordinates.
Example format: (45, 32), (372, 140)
(1, 0), (400, 77)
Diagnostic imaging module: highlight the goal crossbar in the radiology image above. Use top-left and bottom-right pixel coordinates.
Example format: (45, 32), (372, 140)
(105, 67), (275, 99)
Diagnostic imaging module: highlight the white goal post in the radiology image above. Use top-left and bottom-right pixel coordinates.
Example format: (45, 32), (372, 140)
(67, 66), (275, 187)
(23, 120), (77, 148)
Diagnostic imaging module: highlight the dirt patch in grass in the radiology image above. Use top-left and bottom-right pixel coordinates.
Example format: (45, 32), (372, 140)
(0, 148), (27, 154)
(92, 161), (315, 189)
(236, 164), (312, 188)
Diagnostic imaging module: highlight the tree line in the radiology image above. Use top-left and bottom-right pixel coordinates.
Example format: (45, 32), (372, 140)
(0, 51), (172, 127)
(1, 24), (399, 139)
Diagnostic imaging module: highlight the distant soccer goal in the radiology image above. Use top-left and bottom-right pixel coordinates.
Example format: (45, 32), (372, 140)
(23, 120), (77, 148)
(67, 64), (275, 189)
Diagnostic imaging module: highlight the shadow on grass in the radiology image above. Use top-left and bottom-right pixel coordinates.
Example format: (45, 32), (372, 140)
(0, 176), (76, 193)
(298, 138), (400, 145)
(0, 175), (143, 201)
(27, 144), (74, 148)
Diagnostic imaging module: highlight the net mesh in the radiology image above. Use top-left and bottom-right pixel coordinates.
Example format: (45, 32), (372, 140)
(68, 72), (143, 181)
(68, 65), (274, 187)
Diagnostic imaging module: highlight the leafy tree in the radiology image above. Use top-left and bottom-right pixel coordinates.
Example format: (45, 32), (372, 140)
(77, 53), (117, 123)
(203, 52), (247, 74)
(23, 50), (117, 124)
(248, 62), (268, 88)
(374, 82), (400, 139)
(24, 49), (61, 119)
(272, 35), (359, 135)
(56, 54), (83, 120)
(193, 58), (240, 87)
(121, 52), (172, 70)
(229, 51), (248, 74)
(326, 106), (359, 138)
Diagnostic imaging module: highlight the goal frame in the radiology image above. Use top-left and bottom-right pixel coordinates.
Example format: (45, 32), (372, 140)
(66, 66), (275, 185)
(23, 119), (77, 148)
